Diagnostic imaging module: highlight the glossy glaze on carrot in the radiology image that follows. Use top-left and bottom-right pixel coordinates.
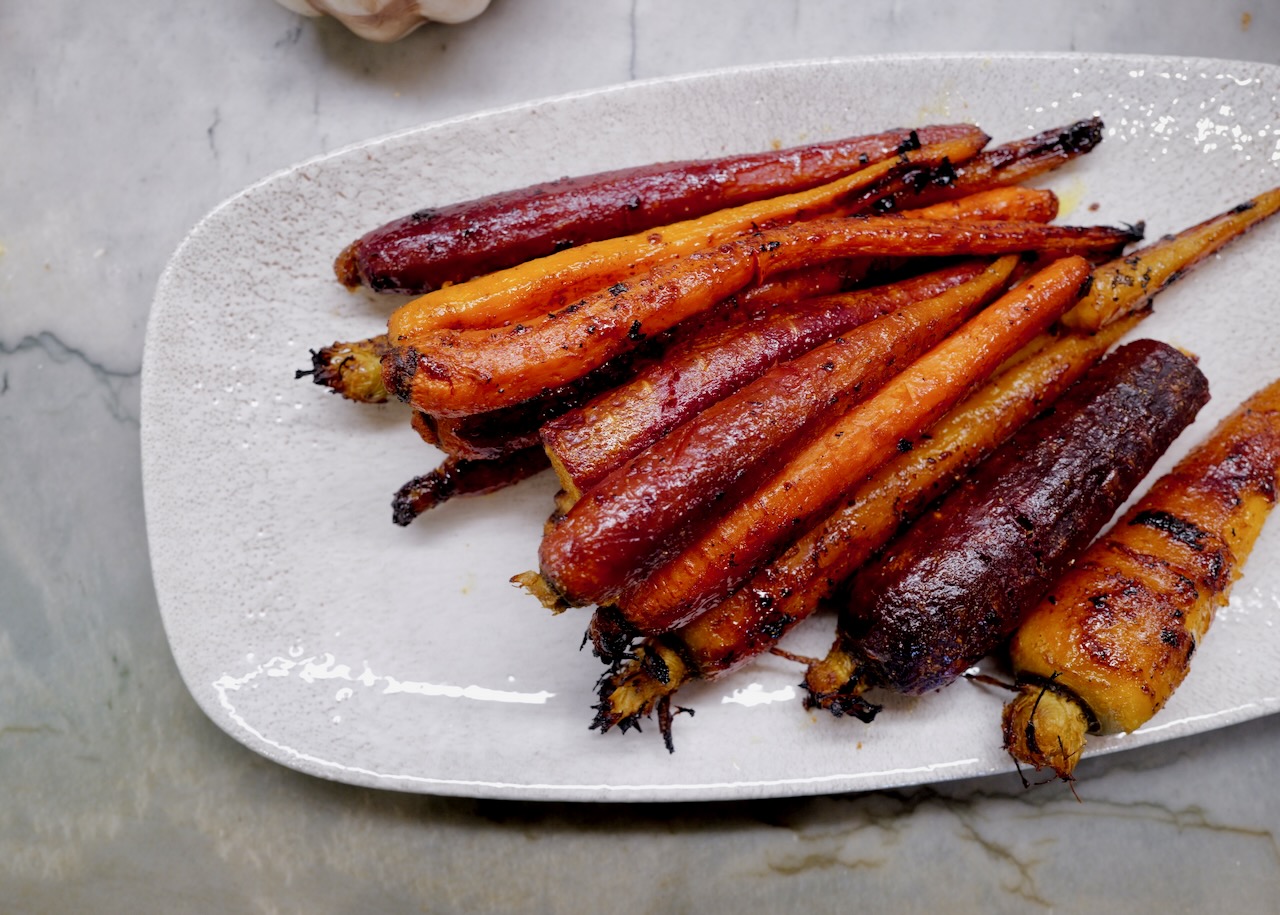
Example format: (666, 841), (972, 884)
(382, 133), (989, 338)
(592, 319), (1140, 732)
(390, 447), (551, 525)
(388, 217), (1141, 418)
(1062, 185), (1280, 331)
(1003, 377), (1280, 779)
(336, 125), (981, 294)
(537, 258), (1019, 608)
(885, 118), (1106, 211)
(544, 188), (1060, 498)
(812, 340), (1209, 706)
(606, 257), (1094, 633)
(541, 261), (990, 499)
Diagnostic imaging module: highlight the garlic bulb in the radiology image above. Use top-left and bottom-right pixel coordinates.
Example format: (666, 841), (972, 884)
(276, 0), (491, 42)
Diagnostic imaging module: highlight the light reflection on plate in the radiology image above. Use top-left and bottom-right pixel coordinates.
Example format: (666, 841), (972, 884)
(721, 683), (798, 708)
(143, 53), (1280, 801)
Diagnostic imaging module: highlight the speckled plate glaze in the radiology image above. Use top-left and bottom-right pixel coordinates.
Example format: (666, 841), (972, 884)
(143, 54), (1280, 802)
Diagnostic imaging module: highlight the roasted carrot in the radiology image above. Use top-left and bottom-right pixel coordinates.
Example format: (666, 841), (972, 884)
(388, 218), (1140, 418)
(733, 258), (873, 310)
(391, 448), (550, 525)
(815, 119), (1101, 223)
(1002, 378), (1280, 781)
(534, 257), (1020, 609)
(415, 264), (888, 463)
(805, 340), (1208, 722)
(902, 186), (1058, 222)
(416, 339), (661, 462)
(336, 125), (980, 294)
(399, 263), (871, 463)
(608, 256), (1094, 633)
(384, 132), (989, 339)
(1062, 185), (1280, 331)
(541, 260), (993, 501)
(887, 118), (1105, 211)
(593, 317), (1141, 733)
(312, 222), (1024, 462)
(415, 408), (551, 463)
(750, 216), (1137, 278)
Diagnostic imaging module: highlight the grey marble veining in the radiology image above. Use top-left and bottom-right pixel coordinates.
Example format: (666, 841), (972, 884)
(3, 1), (1279, 912)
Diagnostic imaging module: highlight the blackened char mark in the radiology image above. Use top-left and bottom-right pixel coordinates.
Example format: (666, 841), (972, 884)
(1129, 509), (1210, 551)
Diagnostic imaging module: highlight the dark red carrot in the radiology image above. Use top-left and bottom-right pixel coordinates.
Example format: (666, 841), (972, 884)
(591, 318), (1141, 734)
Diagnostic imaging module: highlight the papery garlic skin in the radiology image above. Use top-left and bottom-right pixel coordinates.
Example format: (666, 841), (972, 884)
(276, 0), (491, 42)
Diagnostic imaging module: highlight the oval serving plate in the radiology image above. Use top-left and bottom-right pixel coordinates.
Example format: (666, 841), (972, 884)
(143, 53), (1280, 801)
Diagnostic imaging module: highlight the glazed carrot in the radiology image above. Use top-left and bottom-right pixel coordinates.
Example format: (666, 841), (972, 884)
(749, 216), (1136, 278)
(415, 260), (880, 462)
(383, 192), (1053, 465)
(384, 132), (989, 339)
(396, 259), (872, 463)
(612, 256), (1094, 633)
(1062, 185), (1280, 331)
(314, 194), (1054, 458)
(593, 317), (1141, 733)
(541, 260), (992, 500)
(407, 260), (879, 461)
(733, 258), (874, 309)
(336, 125), (981, 294)
(815, 119), (1100, 223)
(388, 217), (1140, 417)
(1003, 378), (1280, 781)
(534, 257), (1020, 608)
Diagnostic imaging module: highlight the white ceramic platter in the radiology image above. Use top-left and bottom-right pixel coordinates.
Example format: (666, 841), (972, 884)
(143, 54), (1280, 801)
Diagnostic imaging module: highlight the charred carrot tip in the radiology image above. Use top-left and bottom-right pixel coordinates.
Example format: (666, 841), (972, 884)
(1052, 117), (1105, 156)
(590, 641), (692, 738)
(392, 471), (452, 526)
(803, 679), (882, 723)
(393, 449), (551, 525)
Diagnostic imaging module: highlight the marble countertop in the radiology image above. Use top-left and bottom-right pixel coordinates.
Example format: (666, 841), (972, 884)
(4, 1), (1279, 911)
